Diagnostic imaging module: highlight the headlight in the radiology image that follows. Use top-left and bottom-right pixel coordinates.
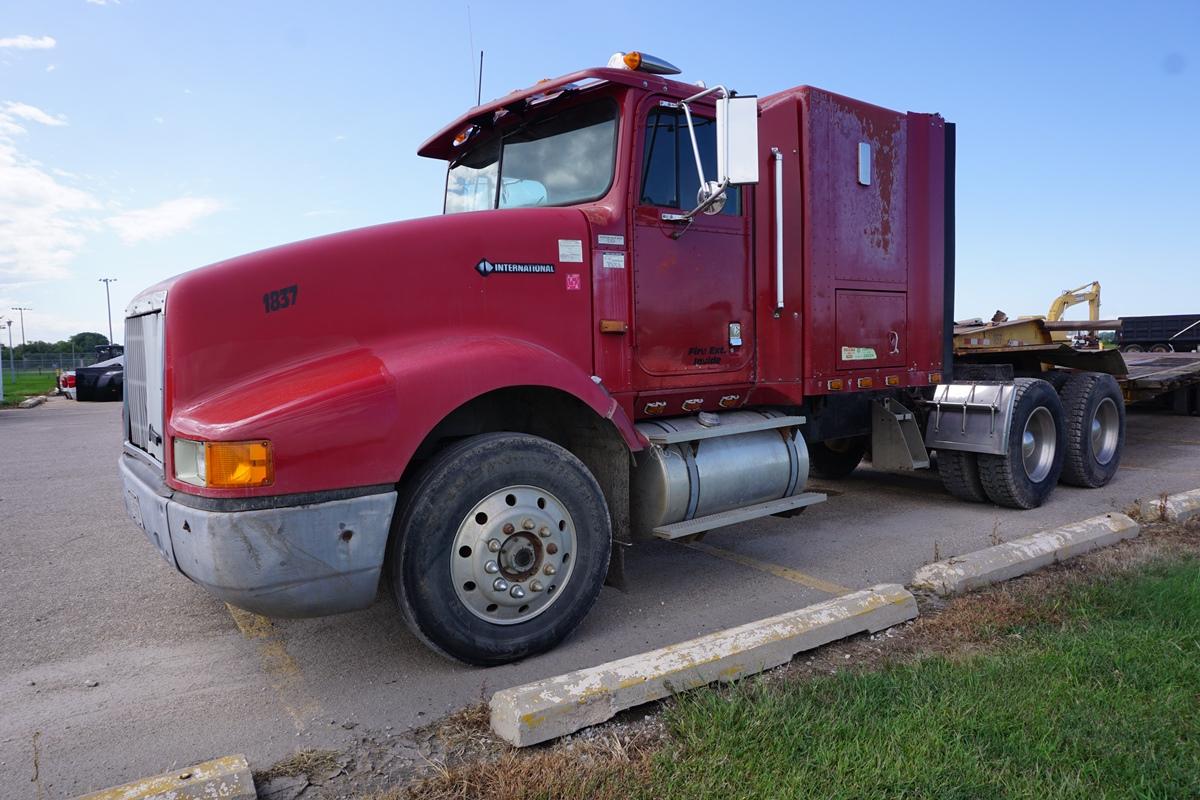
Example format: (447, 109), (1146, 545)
(173, 438), (273, 488)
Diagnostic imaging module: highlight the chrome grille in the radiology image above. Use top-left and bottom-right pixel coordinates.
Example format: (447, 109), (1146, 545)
(124, 310), (164, 462)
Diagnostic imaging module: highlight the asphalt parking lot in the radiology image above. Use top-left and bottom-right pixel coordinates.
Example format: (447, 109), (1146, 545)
(2, 398), (1198, 796)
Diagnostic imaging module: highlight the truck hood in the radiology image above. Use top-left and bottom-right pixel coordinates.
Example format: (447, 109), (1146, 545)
(145, 206), (596, 428)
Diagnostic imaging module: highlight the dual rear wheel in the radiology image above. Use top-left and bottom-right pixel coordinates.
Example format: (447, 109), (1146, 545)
(938, 373), (1124, 508)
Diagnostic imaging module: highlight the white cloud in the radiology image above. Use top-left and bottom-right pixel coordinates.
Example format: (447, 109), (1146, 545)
(0, 97), (221, 293)
(46, 64), (56, 72)
(85, 0), (120, 5)
(0, 101), (99, 286)
(106, 197), (223, 243)
(0, 35), (56, 50)
(4, 101), (67, 127)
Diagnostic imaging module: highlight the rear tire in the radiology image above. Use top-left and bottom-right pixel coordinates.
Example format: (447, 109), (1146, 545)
(1149, 343), (1173, 353)
(1121, 343), (1144, 353)
(1059, 373), (1125, 488)
(978, 378), (1066, 509)
(389, 432), (611, 666)
(808, 436), (867, 479)
(937, 449), (988, 502)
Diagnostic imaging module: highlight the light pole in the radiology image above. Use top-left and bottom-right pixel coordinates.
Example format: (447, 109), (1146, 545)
(10, 306), (31, 347)
(99, 278), (117, 344)
(3, 318), (13, 382)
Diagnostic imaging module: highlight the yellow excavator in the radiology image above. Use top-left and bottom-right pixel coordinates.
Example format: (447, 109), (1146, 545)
(1046, 281), (1101, 344)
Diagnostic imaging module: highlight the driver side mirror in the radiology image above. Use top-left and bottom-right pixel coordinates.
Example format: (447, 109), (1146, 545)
(716, 95), (759, 187)
(677, 88), (760, 224)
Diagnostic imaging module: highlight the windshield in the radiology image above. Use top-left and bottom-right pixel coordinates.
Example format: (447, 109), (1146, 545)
(445, 99), (618, 214)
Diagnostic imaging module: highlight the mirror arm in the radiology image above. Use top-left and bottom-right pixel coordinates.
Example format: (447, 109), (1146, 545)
(669, 178), (730, 239)
(679, 85), (729, 200)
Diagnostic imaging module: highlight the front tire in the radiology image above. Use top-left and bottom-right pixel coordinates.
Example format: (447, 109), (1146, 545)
(389, 433), (611, 665)
(978, 378), (1066, 509)
(1058, 373), (1124, 488)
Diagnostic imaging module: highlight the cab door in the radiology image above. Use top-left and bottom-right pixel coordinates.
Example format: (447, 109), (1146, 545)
(631, 98), (754, 393)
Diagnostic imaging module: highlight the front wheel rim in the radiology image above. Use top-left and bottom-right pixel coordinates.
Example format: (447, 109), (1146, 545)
(1021, 406), (1057, 482)
(1091, 397), (1120, 465)
(450, 485), (577, 626)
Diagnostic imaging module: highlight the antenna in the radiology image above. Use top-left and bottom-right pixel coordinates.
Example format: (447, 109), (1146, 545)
(477, 50), (484, 106)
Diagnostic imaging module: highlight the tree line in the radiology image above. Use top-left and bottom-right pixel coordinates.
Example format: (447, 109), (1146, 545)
(0, 332), (111, 359)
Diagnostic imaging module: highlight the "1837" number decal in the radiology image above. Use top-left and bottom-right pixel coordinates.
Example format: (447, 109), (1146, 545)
(262, 285), (298, 314)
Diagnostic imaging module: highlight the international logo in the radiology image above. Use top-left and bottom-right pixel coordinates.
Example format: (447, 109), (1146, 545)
(475, 258), (556, 277)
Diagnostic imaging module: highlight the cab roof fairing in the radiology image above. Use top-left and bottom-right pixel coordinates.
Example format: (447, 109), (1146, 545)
(417, 67), (721, 161)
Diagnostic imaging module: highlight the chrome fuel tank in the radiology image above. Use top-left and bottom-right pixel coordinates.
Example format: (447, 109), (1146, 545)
(630, 411), (810, 536)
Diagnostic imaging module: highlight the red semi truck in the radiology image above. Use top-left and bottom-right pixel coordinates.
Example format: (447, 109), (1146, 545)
(119, 52), (1126, 664)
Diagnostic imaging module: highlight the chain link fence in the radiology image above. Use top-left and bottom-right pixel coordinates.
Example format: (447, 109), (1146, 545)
(0, 351), (107, 374)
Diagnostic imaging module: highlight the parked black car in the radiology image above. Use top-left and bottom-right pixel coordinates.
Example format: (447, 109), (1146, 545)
(75, 355), (123, 401)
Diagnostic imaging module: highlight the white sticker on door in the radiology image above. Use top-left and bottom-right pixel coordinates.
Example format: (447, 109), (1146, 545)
(558, 239), (583, 263)
(597, 234), (625, 246)
(841, 346), (878, 361)
(602, 252), (625, 269)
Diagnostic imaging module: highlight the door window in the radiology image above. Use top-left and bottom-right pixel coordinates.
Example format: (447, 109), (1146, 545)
(639, 107), (740, 215)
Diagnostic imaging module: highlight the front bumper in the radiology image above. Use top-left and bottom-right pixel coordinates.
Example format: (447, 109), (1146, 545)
(119, 452), (397, 617)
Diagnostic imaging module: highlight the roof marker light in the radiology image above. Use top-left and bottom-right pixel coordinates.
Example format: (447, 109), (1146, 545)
(607, 51), (682, 76)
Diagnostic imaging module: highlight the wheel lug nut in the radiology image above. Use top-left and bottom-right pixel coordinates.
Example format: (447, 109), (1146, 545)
(510, 585), (526, 599)
(493, 577), (509, 592)
(522, 518), (535, 530)
(539, 526), (550, 537)
(543, 564), (556, 576)
(530, 580), (543, 592)
(546, 542), (558, 555)
(485, 560), (499, 574)
(502, 523), (515, 535)
(487, 539), (501, 552)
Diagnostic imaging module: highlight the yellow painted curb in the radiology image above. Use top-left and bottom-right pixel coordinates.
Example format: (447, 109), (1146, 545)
(912, 512), (1140, 595)
(73, 755), (254, 800)
(490, 583), (916, 747)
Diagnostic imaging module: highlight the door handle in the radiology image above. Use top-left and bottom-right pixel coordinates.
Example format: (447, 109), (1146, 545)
(888, 330), (900, 355)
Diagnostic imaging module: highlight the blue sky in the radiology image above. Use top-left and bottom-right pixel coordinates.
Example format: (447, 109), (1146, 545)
(0, 0), (1197, 344)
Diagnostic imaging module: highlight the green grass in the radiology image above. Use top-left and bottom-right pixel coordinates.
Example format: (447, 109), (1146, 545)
(0, 372), (56, 406)
(645, 560), (1200, 800)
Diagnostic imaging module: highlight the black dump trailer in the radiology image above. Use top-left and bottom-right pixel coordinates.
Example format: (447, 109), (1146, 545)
(1118, 314), (1200, 353)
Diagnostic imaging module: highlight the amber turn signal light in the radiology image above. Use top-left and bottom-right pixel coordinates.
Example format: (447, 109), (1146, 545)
(174, 438), (273, 489)
(206, 440), (274, 488)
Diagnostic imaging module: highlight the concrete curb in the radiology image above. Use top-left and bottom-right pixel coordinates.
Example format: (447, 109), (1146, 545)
(490, 583), (917, 747)
(73, 755), (254, 800)
(1135, 488), (1200, 524)
(18, 394), (47, 408)
(911, 512), (1140, 596)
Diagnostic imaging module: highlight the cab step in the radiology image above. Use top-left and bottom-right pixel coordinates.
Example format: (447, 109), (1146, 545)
(651, 492), (827, 540)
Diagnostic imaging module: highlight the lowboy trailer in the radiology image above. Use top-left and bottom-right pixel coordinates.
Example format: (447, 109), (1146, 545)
(118, 52), (1134, 664)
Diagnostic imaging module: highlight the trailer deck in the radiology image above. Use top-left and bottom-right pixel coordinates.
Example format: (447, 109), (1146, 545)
(1120, 351), (1200, 405)
(953, 317), (1200, 414)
